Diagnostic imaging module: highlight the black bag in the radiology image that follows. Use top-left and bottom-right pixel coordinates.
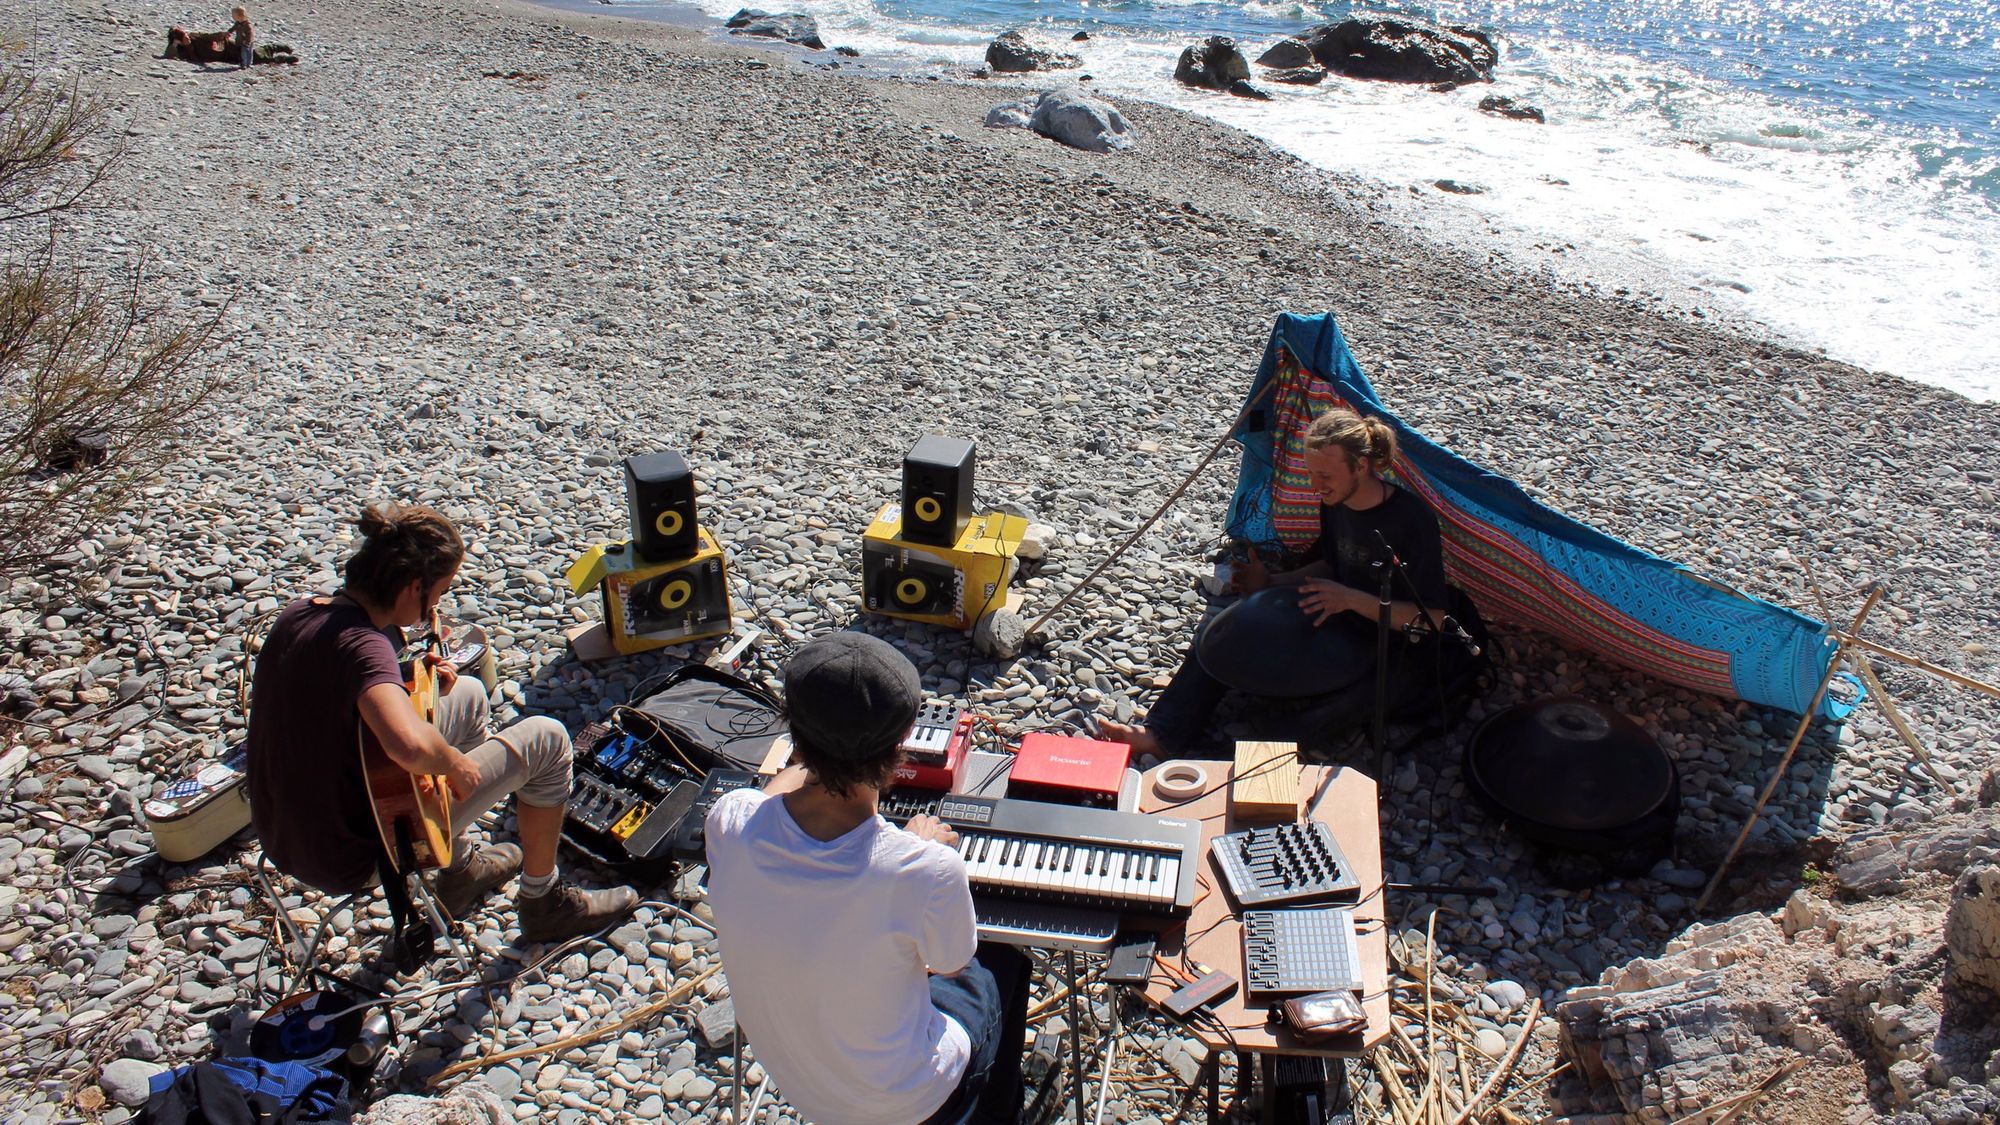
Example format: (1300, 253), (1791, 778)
(618, 663), (788, 775)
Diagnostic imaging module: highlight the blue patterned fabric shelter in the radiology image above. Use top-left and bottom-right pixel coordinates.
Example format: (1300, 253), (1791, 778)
(1224, 311), (1850, 719)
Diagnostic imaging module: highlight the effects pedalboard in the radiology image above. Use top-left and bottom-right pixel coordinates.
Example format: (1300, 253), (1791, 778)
(563, 723), (704, 882)
(1210, 819), (1360, 907)
(564, 723), (754, 881)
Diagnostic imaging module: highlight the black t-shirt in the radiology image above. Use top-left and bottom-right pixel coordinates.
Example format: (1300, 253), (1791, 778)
(1311, 484), (1448, 632)
(245, 597), (407, 894)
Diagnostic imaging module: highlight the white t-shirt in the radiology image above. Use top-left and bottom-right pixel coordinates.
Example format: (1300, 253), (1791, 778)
(705, 788), (977, 1125)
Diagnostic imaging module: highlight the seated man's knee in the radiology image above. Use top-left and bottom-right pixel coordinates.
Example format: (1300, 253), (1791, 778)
(507, 715), (573, 806)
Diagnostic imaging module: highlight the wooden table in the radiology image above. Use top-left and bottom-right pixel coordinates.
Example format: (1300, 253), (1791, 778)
(1135, 758), (1390, 1059)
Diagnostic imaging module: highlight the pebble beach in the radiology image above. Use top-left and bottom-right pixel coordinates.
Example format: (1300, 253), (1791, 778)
(3, 0), (1998, 1121)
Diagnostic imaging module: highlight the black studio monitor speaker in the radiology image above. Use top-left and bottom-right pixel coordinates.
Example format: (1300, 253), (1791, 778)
(900, 435), (975, 548)
(625, 451), (699, 563)
(619, 554), (731, 642)
(864, 549), (962, 618)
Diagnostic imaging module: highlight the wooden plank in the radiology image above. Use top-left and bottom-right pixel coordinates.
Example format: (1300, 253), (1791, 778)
(1231, 740), (1301, 823)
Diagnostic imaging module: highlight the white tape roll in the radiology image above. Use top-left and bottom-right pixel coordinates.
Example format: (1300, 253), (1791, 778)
(1152, 762), (1209, 802)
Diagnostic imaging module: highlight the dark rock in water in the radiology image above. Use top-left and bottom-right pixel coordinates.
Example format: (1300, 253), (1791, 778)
(1302, 17), (1497, 85)
(1028, 90), (1134, 153)
(1226, 79), (1270, 100)
(834, 45), (860, 57)
(724, 9), (825, 50)
(1433, 179), (1483, 194)
(1072, 31), (1090, 42)
(986, 30), (1081, 73)
(1479, 94), (1545, 123)
(1264, 66), (1326, 85)
(1255, 37), (1315, 69)
(1174, 36), (1251, 92)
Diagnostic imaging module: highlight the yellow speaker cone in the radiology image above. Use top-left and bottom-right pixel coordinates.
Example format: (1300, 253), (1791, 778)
(895, 577), (927, 605)
(658, 579), (693, 611)
(913, 496), (942, 523)
(654, 509), (685, 537)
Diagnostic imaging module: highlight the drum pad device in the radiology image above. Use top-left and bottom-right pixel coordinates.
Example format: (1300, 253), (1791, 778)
(667, 769), (761, 862)
(1243, 907), (1363, 996)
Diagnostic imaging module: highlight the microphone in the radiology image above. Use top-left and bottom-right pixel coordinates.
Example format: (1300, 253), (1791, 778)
(1442, 616), (1481, 658)
(1372, 529), (1401, 568)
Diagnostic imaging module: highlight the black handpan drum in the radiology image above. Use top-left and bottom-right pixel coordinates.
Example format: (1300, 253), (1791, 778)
(1465, 696), (1681, 883)
(1195, 586), (1375, 698)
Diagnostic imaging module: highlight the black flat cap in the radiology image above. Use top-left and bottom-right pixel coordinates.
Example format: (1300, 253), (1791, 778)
(783, 633), (921, 762)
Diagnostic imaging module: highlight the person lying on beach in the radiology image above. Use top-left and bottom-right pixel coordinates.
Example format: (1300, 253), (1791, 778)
(162, 26), (298, 65)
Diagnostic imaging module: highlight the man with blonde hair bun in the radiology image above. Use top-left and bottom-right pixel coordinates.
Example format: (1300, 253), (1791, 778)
(1103, 407), (1456, 757)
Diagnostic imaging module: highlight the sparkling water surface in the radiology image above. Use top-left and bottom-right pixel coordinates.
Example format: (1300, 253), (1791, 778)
(594, 0), (2000, 399)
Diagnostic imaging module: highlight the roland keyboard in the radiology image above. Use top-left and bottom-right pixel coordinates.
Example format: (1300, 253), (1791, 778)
(934, 795), (1201, 950)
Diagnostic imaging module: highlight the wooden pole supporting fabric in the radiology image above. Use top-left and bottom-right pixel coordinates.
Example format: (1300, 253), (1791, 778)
(1694, 586), (1883, 914)
(1830, 632), (2000, 700)
(1026, 380), (1275, 639)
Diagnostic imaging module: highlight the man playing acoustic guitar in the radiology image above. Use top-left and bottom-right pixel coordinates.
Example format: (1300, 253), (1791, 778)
(246, 503), (636, 942)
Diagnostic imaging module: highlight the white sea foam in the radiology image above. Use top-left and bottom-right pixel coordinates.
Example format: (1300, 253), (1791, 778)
(625, 0), (2000, 400)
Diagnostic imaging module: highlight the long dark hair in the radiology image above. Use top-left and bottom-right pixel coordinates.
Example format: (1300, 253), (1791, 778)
(343, 504), (463, 606)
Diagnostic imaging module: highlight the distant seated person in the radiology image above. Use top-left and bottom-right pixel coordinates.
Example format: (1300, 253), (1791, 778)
(705, 633), (1029, 1125)
(163, 26), (297, 65)
(1103, 407), (1474, 759)
(245, 503), (636, 943)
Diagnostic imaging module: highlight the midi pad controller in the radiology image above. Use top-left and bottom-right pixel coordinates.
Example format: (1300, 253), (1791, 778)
(1243, 907), (1363, 996)
(1209, 819), (1359, 907)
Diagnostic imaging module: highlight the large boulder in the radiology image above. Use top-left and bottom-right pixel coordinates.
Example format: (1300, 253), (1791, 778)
(1301, 17), (1497, 85)
(724, 9), (825, 50)
(986, 30), (1081, 73)
(1946, 865), (2000, 998)
(1173, 36), (1252, 92)
(1255, 36), (1316, 69)
(1028, 90), (1134, 153)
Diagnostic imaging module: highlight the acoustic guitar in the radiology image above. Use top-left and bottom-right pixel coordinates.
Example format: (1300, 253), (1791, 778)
(358, 611), (454, 873)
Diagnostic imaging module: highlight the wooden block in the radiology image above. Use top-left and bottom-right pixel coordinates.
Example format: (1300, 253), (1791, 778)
(564, 621), (621, 664)
(758, 733), (795, 778)
(1231, 741), (1300, 823)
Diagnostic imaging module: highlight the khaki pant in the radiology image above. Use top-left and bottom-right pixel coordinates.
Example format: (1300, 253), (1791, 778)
(429, 676), (573, 852)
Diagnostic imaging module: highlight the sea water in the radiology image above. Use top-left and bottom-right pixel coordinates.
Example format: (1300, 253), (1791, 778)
(591, 0), (1999, 401)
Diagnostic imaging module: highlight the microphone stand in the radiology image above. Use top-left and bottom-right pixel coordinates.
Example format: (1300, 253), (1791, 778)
(1368, 531), (1447, 761)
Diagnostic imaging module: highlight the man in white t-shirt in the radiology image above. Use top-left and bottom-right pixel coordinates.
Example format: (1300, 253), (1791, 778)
(705, 633), (1028, 1125)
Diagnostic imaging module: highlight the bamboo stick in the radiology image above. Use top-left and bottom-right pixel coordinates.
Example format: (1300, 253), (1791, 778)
(1832, 632), (2000, 699)
(1446, 997), (1541, 1125)
(1696, 587), (1884, 912)
(1373, 1047), (1422, 1125)
(1027, 379), (1275, 637)
(1665, 1058), (1804, 1125)
(1806, 570), (1943, 784)
(1416, 910), (1441, 1124)
(1847, 655), (1942, 781)
(430, 963), (722, 1086)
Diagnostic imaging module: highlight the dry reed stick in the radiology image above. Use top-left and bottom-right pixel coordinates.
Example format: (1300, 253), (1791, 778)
(1447, 997), (1541, 1125)
(430, 963), (722, 1086)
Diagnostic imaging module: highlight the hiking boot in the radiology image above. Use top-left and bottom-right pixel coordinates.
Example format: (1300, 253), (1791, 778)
(517, 881), (640, 943)
(431, 842), (523, 920)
